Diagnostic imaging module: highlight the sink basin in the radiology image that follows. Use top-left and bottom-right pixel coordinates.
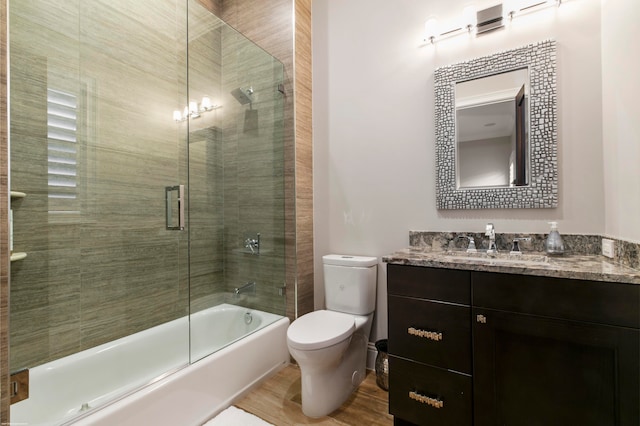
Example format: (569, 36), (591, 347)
(441, 250), (551, 266)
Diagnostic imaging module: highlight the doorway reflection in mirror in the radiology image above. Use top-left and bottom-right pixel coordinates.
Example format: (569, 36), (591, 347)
(455, 68), (529, 189)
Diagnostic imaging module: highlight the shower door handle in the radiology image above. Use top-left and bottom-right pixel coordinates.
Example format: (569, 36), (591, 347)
(165, 185), (185, 230)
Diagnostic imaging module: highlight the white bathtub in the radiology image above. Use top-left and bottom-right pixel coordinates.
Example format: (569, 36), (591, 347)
(11, 303), (290, 426)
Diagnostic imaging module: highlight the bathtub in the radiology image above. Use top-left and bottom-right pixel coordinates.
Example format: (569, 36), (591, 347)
(11, 303), (290, 426)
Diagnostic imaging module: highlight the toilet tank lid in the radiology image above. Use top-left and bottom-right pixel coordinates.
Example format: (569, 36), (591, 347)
(323, 254), (377, 267)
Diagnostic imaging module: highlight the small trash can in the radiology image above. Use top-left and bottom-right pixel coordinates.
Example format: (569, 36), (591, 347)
(374, 339), (389, 391)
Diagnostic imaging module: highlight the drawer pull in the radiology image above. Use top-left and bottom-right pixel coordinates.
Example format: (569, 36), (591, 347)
(407, 327), (443, 341)
(409, 391), (444, 409)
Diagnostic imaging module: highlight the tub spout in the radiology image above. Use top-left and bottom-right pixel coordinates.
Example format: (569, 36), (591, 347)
(234, 281), (256, 296)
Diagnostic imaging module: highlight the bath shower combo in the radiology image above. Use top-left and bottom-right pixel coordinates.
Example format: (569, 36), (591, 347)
(8, 1), (288, 424)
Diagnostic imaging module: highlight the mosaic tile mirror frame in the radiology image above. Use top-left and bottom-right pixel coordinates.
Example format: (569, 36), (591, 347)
(434, 39), (557, 209)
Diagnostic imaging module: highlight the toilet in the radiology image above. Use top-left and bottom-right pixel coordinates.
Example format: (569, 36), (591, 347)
(287, 254), (378, 418)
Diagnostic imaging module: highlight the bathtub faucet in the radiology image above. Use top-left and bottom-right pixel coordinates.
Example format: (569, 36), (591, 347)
(234, 281), (256, 296)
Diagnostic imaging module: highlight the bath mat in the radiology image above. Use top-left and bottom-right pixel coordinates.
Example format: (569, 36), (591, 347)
(204, 406), (274, 426)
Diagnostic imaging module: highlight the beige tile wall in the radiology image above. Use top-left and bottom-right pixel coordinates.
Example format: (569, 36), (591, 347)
(294, 0), (314, 318)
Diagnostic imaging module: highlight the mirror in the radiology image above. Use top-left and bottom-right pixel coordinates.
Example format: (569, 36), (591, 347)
(435, 40), (557, 209)
(456, 68), (528, 189)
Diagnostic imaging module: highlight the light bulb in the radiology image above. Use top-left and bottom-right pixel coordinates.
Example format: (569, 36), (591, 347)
(201, 96), (212, 111)
(424, 17), (439, 43)
(503, 0), (525, 20)
(173, 110), (182, 121)
(462, 5), (476, 31)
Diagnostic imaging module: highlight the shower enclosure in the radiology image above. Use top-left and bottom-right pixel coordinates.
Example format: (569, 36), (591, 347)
(8, 1), (287, 424)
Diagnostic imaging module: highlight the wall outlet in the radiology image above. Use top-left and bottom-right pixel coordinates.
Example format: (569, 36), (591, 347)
(602, 238), (615, 258)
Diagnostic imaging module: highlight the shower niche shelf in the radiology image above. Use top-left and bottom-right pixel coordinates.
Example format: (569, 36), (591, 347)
(10, 191), (27, 261)
(10, 252), (27, 262)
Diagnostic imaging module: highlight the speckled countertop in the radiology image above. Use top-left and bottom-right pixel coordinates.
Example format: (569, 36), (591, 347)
(383, 248), (640, 285)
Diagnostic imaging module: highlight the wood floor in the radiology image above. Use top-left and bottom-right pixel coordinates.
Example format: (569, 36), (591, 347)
(235, 364), (394, 426)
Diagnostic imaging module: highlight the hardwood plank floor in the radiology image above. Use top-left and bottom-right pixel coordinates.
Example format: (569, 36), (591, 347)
(235, 364), (394, 426)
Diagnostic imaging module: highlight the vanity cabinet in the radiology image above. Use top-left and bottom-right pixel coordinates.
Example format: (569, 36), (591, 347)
(387, 264), (640, 426)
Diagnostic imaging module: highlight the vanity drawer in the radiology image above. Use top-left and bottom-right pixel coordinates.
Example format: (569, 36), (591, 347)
(389, 355), (472, 426)
(473, 271), (640, 328)
(387, 264), (470, 304)
(388, 295), (471, 373)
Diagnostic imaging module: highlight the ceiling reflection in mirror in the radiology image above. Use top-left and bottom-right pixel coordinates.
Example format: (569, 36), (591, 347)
(435, 40), (557, 209)
(455, 68), (529, 189)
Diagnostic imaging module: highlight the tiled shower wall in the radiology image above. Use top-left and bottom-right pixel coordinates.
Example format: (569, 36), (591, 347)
(293, 0), (314, 319)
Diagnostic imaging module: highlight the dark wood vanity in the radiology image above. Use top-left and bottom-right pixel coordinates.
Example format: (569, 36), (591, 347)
(387, 263), (640, 426)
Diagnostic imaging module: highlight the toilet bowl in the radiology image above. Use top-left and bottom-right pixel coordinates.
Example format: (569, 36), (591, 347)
(286, 254), (377, 418)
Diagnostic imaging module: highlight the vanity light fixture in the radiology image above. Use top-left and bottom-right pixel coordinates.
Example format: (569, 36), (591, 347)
(422, 0), (562, 45)
(173, 96), (221, 122)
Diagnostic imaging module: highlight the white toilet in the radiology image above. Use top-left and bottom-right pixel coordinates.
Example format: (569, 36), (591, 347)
(287, 254), (377, 418)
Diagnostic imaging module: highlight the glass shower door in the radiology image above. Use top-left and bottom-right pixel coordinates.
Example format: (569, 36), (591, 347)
(9, 1), (190, 424)
(187, 1), (287, 362)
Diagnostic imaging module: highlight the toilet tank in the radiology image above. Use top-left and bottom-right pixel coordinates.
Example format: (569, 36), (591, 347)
(323, 254), (378, 315)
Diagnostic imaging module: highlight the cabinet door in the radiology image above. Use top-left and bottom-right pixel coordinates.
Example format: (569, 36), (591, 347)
(473, 308), (640, 426)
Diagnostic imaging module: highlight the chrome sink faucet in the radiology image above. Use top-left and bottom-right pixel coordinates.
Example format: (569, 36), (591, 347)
(485, 223), (497, 254)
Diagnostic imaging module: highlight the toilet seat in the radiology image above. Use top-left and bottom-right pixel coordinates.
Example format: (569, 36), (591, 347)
(287, 310), (355, 351)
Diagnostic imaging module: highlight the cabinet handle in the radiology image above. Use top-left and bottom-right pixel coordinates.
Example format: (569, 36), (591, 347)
(476, 314), (487, 324)
(409, 391), (444, 409)
(407, 327), (443, 341)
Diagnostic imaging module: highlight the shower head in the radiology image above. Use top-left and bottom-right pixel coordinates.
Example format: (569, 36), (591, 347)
(230, 86), (254, 105)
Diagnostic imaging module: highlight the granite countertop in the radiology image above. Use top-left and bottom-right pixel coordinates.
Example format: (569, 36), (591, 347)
(383, 248), (640, 285)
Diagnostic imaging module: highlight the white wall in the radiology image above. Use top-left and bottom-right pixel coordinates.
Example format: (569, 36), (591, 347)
(312, 0), (609, 342)
(601, 0), (640, 243)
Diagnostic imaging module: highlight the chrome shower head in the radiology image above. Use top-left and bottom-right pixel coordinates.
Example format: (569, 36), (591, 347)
(230, 86), (254, 105)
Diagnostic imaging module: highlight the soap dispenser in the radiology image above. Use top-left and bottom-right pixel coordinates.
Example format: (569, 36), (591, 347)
(545, 222), (565, 255)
